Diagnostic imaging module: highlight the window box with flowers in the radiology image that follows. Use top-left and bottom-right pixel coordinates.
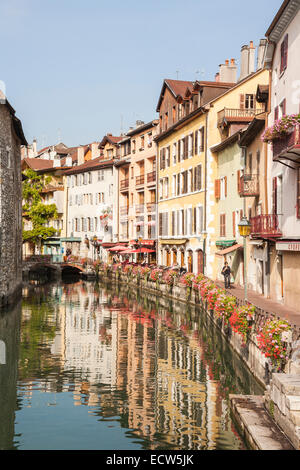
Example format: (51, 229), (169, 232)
(262, 114), (300, 143)
(257, 319), (291, 371)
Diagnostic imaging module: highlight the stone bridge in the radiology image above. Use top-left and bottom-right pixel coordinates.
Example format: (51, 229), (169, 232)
(22, 255), (85, 278)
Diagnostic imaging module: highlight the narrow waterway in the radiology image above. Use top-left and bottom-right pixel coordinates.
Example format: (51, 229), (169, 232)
(0, 279), (264, 450)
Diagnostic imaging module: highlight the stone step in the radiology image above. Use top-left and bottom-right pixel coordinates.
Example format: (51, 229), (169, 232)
(230, 394), (295, 450)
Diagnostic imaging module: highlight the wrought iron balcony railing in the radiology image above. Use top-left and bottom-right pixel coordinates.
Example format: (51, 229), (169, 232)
(147, 171), (156, 183)
(136, 175), (145, 186)
(120, 179), (129, 190)
(250, 214), (282, 238)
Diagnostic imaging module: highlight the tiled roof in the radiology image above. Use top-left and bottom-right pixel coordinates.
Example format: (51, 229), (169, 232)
(64, 157), (115, 175)
(99, 135), (123, 148)
(22, 158), (54, 171)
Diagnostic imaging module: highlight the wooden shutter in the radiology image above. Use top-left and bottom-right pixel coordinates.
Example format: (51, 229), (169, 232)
(237, 170), (241, 194)
(167, 146), (170, 167)
(225, 176), (227, 197)
(232, 211), (236, 238)
(240, 94), (245, 110)
(172, 211), (175, 236)
(184, 136), (188, 159)
(182, 210), (185, 235)
(159, 213), (163, 236)
(177, 173), (180, 195)
(215, 179), (220, 199)
(282, 98), (286, 116)
(195, 131), (198, 155)
(284, 34), (288, 70)
(274, 106), (279, 121)
(272, 177), (278, 215)
(200, 127), (205, 152)
(178, 140), (181, 162)
(191, 132), (194, 156)
(193, 207), (197, 234)
(194, 167), (198, 191)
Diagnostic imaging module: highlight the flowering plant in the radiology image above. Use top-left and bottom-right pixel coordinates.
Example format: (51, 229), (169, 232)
(262, 114), (300, 143)
(229, 305), (256, 344)
(206, 287), (222, 311)
(164, 269), (179, 286)
(257, 319), (291, 368)
(214, 293), (236, 325)
(123, 264), (133, 275)
(198, 279), (216, 301)
(150, 268), (163, 283)
(140, 266), (151, 280)
(181, 273), (195, 288)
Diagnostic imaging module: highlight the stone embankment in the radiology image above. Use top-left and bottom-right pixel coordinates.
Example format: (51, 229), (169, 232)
(98, 268), (300, 450)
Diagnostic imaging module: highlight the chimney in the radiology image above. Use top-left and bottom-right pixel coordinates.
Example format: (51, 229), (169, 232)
(136, 120), (145, 128)
(239, 45), (250, 81)
(77, 146), (85, 165)
(32, 138), (37, 157)
(91, 142), (100, 160)
(219, 58), (237, 83)
(215, 72), (220, 82)
(257, 39), (267, 70)
(248, 40), (256, 75)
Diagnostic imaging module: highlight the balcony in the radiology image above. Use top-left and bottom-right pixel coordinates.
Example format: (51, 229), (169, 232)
(273, 125), (300, 164)
(147, 171), (156, 183)
(250, 214), (282, 238)
(120, 179), (129, 191)
(146, 202), (156, 213)
(218, 107), (264, 127)
(135, 204), (145, 215)
(136, 175), (145, 186)
(238, 174), (259, 197)
(120, 206), (129, 217)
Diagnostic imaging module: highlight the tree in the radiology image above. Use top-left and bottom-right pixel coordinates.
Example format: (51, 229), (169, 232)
(22, 169), (59, 253)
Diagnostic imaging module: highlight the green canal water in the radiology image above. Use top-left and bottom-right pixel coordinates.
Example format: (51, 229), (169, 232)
(0, 279), (264, 450)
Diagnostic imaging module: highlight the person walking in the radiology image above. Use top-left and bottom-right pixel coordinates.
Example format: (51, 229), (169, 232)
(221, 261), (232, 289)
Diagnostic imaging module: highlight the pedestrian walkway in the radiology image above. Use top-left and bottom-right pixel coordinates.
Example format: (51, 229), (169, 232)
(215, 281), (300, 328)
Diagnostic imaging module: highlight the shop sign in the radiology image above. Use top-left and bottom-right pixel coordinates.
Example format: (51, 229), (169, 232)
(276, 242), (300, 252)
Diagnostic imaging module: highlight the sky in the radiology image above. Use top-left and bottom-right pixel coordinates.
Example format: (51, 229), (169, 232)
(0, 0), (283, 150)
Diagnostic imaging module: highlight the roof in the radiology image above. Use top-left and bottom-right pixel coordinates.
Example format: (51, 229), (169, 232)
(22, 158), (54, 171)
(37, 142), (70, 156)
(125, 119), (159, 138)
(154, 106), (207, 143)
(0, 97), (27, 146)
(64, 157), (115, 175)
(239, 116), (266, 147)
(99, 135), (123, 148)
(265, 0), (300, 41)
(156, 79), (194, 112)
(210, 130), (244, 153)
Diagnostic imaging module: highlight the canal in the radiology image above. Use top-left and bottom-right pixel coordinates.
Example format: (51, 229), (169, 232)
(0, 279), (264, 450)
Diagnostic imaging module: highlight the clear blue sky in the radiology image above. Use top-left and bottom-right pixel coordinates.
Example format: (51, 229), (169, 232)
(0, 0), (283, 149)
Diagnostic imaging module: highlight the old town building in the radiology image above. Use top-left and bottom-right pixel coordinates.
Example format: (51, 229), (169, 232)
(0, 93), (27, 307)
(116, 120), (158, 257)
(263, 0), (300, 310)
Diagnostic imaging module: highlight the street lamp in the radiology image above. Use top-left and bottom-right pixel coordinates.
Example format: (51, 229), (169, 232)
(238, 217), (252, 301)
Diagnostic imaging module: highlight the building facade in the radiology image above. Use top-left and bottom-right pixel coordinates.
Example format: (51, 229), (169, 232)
(0, 95), (27, 307)
(264, 0), (300, 309)
(116, 120), (158, 255)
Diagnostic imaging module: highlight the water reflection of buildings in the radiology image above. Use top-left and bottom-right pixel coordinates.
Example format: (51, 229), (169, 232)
(0, 302), (21, 450)
(18, 282), (251, 449)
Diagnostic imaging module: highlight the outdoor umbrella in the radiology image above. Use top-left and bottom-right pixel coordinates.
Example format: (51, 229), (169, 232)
(108, 245), (128, 252)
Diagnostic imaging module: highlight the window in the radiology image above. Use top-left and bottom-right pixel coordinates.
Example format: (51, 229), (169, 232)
(172, 175), (176, 197)
(245, 94), (255, 110)
(165, 112), (168, 130)
(279, 99), (286, 118)
(215, 179), (221, 199)
(280, 34), (288, 74)
(140, 135), (145, 149)
(172, 106), (176, 124)
(164, 178), (169, 199)
(188, 169), (193, 193)
(220, 214), (226, 237)
(172, 143), (177, 165)
(220, 176), (227, 200)
(98, 170), (104, 181)
(194, 165), (202, 191)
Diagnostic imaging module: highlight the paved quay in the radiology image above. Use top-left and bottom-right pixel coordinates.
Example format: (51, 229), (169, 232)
(216, 282), (300, 328)
(230, 395), (295, 450)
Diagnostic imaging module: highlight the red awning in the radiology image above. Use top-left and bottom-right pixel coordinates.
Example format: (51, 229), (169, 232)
(108, 245), (128, 252)
(216, 244), (243, 256)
